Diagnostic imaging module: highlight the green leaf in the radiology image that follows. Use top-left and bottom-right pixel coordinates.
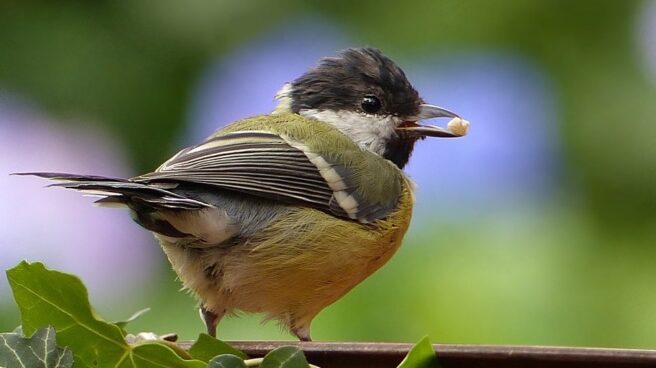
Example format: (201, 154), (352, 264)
(260, 346), (309, 368)
(397, 336), (440, 368)
(127, 343), (205, 368)
(115, 308), (150, 331)
(188, 334), (247, 362)
(208, 354), (247, 368)
(6, 261), (206, 368)
(0, 326), (73, 368)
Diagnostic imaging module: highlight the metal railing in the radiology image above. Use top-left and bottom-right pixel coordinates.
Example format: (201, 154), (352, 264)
(179, 341), (656, 368)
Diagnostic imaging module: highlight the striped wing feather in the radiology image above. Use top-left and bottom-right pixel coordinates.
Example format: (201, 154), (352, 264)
(135, 131), (347, 216)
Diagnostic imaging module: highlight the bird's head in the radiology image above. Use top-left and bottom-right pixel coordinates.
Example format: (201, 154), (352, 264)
(275, 47), (466, 169)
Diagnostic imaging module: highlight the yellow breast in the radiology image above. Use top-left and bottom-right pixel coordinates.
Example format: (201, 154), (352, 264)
(160, 176), (415, 331)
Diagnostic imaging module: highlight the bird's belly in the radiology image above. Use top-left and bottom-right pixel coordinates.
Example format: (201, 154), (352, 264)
(158, 181), (414, 327)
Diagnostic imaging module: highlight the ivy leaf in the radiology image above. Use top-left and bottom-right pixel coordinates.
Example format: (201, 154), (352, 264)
(6, 261), (205, 368)
(115, 308), (150, 331)
(260, 346), (309, 368)
(188, 334), (247, 362)
(128, 343), (205, 367)
(208, 354), (247, 368)
(397, 336), (440, 368)
(0, 326), (73, 368)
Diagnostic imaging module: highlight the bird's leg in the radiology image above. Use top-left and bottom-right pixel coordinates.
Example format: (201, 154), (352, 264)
(199, 306), (223, 337)
(291, 326), (312, 342)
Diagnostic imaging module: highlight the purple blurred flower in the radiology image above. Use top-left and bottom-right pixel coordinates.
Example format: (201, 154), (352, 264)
(186, 18), (351, 142)
(0, 98), (159, 303)
(406, 53), (560, 220)
(636, 0), (656, 84)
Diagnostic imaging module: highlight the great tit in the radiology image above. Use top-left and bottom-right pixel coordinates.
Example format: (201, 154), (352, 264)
(21, 47), (468, 341)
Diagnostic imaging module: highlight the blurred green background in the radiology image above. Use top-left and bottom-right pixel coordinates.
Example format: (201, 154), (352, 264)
(2, 0), (656, 348)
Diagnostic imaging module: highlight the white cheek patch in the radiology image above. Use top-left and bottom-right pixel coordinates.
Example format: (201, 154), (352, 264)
(299, 109), (399, 156)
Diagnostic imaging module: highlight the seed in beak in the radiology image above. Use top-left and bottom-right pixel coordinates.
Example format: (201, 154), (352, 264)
(447, 117), (470, 136)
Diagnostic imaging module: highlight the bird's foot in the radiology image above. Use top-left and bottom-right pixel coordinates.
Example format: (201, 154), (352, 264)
(199, 306), (223, 337)
(292, 326), (312, 342)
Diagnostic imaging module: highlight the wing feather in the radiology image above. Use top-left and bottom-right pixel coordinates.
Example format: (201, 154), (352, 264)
(134, 129), (393, 222)
(135, 131), (342, 215)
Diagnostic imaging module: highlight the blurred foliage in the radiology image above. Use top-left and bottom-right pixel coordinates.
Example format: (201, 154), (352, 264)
(1, 0), (656, 348)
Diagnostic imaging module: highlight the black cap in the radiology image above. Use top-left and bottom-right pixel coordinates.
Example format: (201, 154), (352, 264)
(290, 47), (422, 119)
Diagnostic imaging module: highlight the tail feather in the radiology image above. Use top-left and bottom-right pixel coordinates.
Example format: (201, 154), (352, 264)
(13, 172), (130, 182)
(15, 172), (212, 210)
(17, 172), (253, 245)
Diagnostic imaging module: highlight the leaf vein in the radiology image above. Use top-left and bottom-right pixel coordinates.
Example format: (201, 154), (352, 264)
(0, 335), (26, 368)
(114, 350), (129, 368)
(53, 348), (68, 368)
(11, 280), (126, 350)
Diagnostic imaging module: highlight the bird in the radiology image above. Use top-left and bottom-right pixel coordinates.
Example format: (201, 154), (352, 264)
(19, 47), (468, 341)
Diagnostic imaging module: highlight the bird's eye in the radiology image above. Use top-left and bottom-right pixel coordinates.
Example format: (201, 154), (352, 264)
(361, 95), (382, 114)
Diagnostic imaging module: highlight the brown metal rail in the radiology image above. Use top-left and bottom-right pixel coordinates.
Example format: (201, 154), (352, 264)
(183, 341), (656, 368)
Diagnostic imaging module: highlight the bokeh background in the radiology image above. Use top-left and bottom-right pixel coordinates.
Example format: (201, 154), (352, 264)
(1, 0), (656, 348)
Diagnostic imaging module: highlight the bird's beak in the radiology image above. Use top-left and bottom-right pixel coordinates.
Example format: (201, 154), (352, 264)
(396, 104), (469, 138)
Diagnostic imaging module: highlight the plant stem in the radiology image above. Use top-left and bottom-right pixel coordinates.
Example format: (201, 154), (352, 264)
(242, 358), (320, 368)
